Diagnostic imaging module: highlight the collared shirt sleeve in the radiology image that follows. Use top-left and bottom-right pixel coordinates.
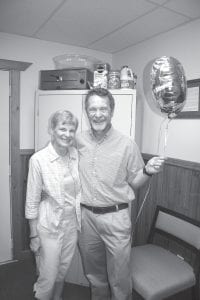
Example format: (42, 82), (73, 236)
(25, 155), (42, 219)
(127, 140), (145, 184)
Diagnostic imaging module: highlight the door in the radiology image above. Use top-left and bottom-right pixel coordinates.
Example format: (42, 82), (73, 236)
(0, 71), (12, 262)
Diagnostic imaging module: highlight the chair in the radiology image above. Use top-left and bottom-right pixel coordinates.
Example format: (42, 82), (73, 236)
(131, 205), (200, 300)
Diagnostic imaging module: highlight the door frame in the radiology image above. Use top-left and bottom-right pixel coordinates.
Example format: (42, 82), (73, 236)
(0, 59), (32, 260)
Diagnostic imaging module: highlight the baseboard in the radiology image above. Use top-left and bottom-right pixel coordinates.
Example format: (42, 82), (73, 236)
(0, 259), (18, 267)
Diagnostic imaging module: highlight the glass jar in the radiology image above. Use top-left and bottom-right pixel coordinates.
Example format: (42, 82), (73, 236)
(93, 63), (110, 89)
(108, 70), (120, 89)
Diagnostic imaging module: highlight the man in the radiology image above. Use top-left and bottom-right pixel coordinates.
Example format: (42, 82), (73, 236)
(77, 88), (165, 300)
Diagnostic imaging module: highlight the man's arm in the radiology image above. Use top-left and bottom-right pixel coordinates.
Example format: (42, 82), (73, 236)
(131, 156), (166, 189)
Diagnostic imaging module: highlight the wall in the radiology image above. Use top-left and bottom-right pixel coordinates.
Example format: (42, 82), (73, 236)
(0, 32), (112, 149)
(113, 18), (200, 163)
(1, 18), (200, 161)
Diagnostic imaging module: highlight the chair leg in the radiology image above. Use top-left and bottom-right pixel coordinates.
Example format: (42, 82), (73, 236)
(192, 283), (200, 300)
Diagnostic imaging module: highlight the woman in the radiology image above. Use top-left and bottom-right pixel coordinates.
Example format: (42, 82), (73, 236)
(25, 110), (81, 300)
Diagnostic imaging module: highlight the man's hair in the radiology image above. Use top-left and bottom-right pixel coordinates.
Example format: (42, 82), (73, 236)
(85, 88), (115, 112)
(48, 110), (78, 134)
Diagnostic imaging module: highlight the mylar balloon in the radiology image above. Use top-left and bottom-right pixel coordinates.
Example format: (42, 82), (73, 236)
(144, 56), (187, 119)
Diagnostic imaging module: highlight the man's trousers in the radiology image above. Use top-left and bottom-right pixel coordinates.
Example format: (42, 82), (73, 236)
(79, 206), (132, 300)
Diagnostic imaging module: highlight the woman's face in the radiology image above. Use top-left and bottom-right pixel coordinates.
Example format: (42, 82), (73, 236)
(52, 121), (76, 151)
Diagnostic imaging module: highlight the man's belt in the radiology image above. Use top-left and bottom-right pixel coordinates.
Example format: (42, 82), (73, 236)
(81, 203), (128, 214)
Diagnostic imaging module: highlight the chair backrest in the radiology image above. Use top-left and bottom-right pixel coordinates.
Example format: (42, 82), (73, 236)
(148, 206), (200, 275)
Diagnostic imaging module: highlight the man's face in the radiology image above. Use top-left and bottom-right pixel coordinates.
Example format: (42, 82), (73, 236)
(86, 95), (113, 135)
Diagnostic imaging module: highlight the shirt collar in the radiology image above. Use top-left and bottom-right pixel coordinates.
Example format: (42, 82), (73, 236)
(47, 142), (76, 162)
(89, 126), (114, 143)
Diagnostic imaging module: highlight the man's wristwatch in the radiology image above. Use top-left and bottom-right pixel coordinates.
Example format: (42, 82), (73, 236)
(143, 165), (153, 177)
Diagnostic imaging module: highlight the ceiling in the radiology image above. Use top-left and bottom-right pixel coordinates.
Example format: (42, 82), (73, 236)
(0, 0), (200, 54)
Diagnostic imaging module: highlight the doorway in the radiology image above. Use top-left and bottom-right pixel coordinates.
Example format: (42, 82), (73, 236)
(0, 70), (12, 262)
(0, 59), (31, 261)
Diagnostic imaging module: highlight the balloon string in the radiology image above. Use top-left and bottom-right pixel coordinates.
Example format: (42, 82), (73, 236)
(157, 117), (172, 156)
(131, 179), (152, 247)
(157, 117), (167, 154)
(163, 118), (172, 156)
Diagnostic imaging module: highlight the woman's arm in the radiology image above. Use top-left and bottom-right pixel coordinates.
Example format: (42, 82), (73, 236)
(25, 156), (42, 220)
(29, 218), (38, 238)
(25, 156), (42, 253)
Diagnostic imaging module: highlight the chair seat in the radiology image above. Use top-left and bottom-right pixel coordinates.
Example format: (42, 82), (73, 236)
(131, 244), (196, 300)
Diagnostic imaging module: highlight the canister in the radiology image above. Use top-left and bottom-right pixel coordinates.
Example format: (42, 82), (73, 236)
(108, 70), (120, 89)
(93, 63), (110, 89)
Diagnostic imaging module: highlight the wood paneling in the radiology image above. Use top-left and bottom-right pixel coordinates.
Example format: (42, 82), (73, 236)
(133, 154), (200, 246)
(19, 150), (34, 254)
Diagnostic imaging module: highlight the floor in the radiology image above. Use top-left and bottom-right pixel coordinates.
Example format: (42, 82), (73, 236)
(0, 258), (193, 300)
(0, 259), (90, 300)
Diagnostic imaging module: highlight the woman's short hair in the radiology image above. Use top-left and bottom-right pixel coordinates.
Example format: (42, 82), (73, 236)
(85, 88), (115, 112)
(48, 110), (78, 134)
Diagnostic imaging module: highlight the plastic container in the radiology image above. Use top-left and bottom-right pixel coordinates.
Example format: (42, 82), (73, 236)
(120, 65), (135, 89)
(53, 54), (102, 71)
